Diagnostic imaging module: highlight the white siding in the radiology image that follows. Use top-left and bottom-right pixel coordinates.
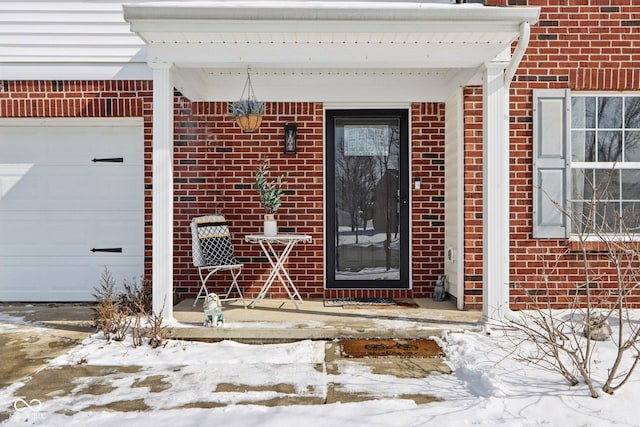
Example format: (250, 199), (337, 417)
(444, 88), (464, 308)
(0, 1), (149, 79)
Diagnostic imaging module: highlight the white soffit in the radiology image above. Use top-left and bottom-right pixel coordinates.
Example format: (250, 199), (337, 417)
(124, 1), (539, 101)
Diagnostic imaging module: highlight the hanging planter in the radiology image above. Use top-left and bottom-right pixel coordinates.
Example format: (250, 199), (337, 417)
(229, 69), (265, 133)
(233, 106), (263, 132)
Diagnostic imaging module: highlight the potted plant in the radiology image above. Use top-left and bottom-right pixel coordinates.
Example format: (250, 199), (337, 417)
(229, 99), (265, 132)
(254, 158), (284, 236)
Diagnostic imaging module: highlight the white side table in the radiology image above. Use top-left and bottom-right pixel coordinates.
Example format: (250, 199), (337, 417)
(244, 234), (312, 309)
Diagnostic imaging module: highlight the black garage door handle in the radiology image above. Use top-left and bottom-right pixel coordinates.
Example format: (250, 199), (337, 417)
(92, 157), (123, 163)
(90, 248), (122, 253)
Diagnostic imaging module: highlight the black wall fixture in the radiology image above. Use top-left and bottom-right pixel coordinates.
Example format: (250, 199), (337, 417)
(284, 122), (297, 154)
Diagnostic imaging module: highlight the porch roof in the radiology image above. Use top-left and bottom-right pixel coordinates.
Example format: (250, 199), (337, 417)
(123, 1), (539, 102)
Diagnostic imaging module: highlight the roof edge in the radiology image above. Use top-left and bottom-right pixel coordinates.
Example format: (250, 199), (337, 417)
(123, 1), (540, 24)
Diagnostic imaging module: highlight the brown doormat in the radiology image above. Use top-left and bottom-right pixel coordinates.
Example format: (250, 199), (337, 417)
(341, 339), (445, 358)
(342, 300), (419, 309)
(324, 298), (419, 309)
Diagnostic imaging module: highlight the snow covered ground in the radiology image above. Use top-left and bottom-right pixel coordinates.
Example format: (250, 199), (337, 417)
(1, 312), (639, 427)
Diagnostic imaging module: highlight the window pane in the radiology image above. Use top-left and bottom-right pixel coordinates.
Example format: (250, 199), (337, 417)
(572, 96), (596, 128)
(571, 130), (595, 162)
(598, 97), (622, 128)
(622, 170), (640, 201)
(621, 202), (640, 233)
(625, 97), (640, 129)
(571, 201), (590, 233)
(625, 131), (640, 161)
(597, 131), (622, 162)
(594, 169), (619, 200)
(572, 168), (594, 201)
(570, 201), (615, 233)
(595, 202), (620, 232)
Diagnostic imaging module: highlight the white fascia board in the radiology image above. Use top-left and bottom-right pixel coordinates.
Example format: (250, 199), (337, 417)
(123, 2), (540, 25)
(150, 43), (506, 70)
(124, 2), (540, 49)
(128, 19), (524, 36)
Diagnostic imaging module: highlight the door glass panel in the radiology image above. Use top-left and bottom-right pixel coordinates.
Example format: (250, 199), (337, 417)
(334, 117), (401, 281)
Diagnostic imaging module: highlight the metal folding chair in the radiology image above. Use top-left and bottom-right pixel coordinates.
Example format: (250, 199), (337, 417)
(191, 215), (246, 308)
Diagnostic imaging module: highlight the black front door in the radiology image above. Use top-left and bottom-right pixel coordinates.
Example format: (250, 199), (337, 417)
(325, 109), (410, 289)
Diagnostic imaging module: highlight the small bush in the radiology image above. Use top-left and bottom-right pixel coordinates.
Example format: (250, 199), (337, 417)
(93, 269), (127, 341)
(93, 269), (156, 346)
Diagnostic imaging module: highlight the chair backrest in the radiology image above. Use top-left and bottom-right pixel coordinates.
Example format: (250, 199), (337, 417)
(191, 215), (239, 267)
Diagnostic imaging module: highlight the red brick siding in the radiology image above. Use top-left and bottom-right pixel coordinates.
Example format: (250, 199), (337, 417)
(410, 103), (446, 299)
(462, 87), (485, 310)
(173, 99), (445, 300)
(172, 100), (326, 299)
(0, 80), (148, 117)
(0, 80), (445, 301)
(463, 0), (640, 309)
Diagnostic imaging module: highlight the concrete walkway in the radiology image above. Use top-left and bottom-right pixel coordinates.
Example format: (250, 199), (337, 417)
(173, 298), (482, 341)
(0, 300), (482, 421)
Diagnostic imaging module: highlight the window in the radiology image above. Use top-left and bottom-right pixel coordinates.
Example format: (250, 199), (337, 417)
(570, 95), (640, 235)
(532, 90), (640, 239)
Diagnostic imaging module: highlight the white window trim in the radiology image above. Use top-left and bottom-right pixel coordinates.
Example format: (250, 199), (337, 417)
(569, 92), (640, 240)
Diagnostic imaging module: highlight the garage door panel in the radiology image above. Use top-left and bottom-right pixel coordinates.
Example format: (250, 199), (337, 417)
(0, 125), (143, 166)
(0, 211), (143, 256)
(0, 165), (142, 212)
(0, 258), (142, 301)
(0, 119), (144, 302)
(0, 128), (48, 163)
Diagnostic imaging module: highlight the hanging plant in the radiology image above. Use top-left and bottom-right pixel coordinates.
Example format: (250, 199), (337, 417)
(229, 69), (265, 133)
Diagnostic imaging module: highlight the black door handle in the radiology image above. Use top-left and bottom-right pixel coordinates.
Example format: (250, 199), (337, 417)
(92, 157), (123, 163)
(90, 248), (122, 253)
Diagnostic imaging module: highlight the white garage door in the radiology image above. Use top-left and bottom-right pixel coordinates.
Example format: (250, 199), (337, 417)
(0, 118), (144, 301)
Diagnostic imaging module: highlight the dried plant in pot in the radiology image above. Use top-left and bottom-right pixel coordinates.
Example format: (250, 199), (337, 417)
(229, 98), (265, 133)
(229, 68), (265, 133)
(254, 158), (285, 236)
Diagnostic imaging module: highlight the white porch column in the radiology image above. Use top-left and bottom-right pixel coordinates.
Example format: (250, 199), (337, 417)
(150, 61), (174, 320)
(482, 62), (510, 322)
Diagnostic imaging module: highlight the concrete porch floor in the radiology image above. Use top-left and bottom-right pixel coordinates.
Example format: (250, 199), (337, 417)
(172, 298), (483, 341)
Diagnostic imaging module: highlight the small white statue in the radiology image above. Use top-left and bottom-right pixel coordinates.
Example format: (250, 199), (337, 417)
(203, 293), (224, 327)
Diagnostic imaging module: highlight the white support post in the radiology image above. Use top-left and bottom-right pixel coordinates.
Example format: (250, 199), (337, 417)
(482, 62), (511, 323)
(151, 62), (175, 320)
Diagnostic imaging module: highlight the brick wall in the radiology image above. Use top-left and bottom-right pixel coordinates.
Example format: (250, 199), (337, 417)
(0, 79), (446, 302)
(173, 99), (446, 300)
(410, 103), (446, 299)
(0, 80), (149, 118)
(462, 87), (485, 310)
(462, 0), (640, 309)
(172, 100), (326, 300)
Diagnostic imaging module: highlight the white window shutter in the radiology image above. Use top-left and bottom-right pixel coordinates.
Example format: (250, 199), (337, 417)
(532, 89), (570, 238)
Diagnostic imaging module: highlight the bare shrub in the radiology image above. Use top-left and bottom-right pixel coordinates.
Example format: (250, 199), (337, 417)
(505, 168), (640, 398)
(93, 269), (130, 342)
(145, 305), (172, 349)
(118, 276), (152, 314)
(93, 269), (156, 346)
